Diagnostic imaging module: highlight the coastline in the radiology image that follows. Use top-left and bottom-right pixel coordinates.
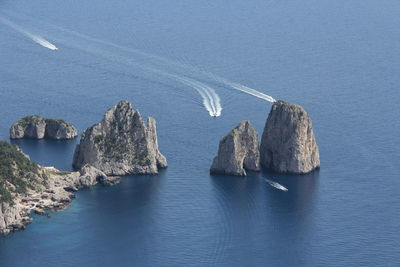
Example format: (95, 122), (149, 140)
(0, 165), (120, 235)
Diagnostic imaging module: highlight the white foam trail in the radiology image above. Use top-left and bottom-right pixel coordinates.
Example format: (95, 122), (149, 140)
(109, 58), (222, 117)
(173, 76), (222, 117)
(46, 27), (275, 102)
(40, 35), (219, 116)
(265, 179), (288, 191)
(0, 17), (58, 50)
(142, 68), (221, 117)
(2, 14), (275, 102)
(218, 81), (276, 102)
(29, 35), (58, 50)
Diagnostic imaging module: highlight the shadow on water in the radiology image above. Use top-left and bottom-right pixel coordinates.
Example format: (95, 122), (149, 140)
(262, 169), (320, 266)
(209, 169), (319, 218)
(0, 170), (166, 266)
(210, 172), (263, 221)
(262, 169), (320, 213)
(209, 170), (320, 266)
(10, 138), (77, 171)
(81, 171), (165, 231)
(209, 172), (265, 265)
(68, 170), (166, 265)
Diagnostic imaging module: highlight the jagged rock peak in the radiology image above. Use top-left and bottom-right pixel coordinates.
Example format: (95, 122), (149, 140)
(260, 100), (320, 174)
(72, 101), (167, 175)
(210, 120), (261, 176)
(10, 115), (77, 140)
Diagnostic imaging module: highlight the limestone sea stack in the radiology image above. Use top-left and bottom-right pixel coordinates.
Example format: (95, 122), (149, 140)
(72, 101), (167, 175)
(10, 116), (77, 140)
(210, 120), (260, 176)
(260, 100), (320, 174)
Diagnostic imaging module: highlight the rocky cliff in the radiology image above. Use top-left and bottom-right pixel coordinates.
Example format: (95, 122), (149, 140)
(210, 120), (260, 176)
(72, 101), (167, 175)
(0, 141), (119, 235)
(10, 116), (77, 140)
(260, 100), (320, 174)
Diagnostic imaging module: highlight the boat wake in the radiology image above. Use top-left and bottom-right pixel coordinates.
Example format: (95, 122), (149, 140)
(1, 13), (277, 116)
(144, 67), (222, 117)
(42, 25), (276, 103)
(222, 82), (276, 102)
(45, 37), (221, 117)
(265, 179), (288, 191)
(173, 76), (222, 117)
(0, 16), (58, 50)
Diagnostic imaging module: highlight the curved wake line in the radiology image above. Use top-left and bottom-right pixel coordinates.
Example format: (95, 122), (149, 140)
(40, 34), (220, 117)
(0, 16), (58, 50)
(217, 81), (276, 102)
(47, 26), (275, 102)
(145, 68), (222, 117)
(265, 179), (288, 191)
(2, 15), (221, 116)
(175, 76), (222, 117)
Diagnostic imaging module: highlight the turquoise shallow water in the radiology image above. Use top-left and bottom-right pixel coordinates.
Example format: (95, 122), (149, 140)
(0, 0), (400, 266)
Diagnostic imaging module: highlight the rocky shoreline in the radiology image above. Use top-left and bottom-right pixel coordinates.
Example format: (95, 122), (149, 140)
(0, 163), (120, 235)
(1, 99), (320, 235)
(1, 100), (167, 236)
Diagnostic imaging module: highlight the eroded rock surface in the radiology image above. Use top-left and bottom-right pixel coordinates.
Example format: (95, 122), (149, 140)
(10, 116), (77, 140)
(72, 101), (167, 175)
(210, 120), (260, 176)
(260, 100), (320, 174)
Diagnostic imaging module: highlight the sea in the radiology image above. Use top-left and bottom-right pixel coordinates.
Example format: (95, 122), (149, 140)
(0, 0), (399, 266)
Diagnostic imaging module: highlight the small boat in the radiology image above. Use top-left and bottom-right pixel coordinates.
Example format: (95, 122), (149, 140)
(265, 179), (288, 191)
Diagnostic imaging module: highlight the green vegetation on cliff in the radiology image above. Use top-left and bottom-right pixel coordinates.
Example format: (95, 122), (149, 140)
(0, 141), (42, 203)
(16, 115), (43, 127)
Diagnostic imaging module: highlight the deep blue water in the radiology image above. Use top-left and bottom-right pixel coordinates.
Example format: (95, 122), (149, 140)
(0, 0), (400, 266)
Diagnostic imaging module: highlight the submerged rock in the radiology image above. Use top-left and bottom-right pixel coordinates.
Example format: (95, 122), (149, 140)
(260, 100), (320, 174)
(72, 101), (167, 175)
(10, 116), (77, 140)
(210, 120), (260, 176)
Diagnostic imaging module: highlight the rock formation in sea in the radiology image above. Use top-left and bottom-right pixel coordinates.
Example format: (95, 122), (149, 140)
(260, 100), (320, 174)
(210, 120), (261, 176)
(10, 116), (78, 140)
(0, 141), (119, 235)
(72, 101), (167, 175)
